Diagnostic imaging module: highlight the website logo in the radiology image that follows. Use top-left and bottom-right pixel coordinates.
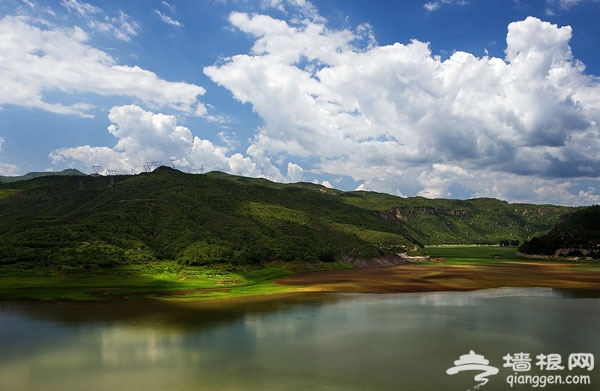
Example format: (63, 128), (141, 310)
(447, 350), (594, 389)
(446, 350), (499, 390)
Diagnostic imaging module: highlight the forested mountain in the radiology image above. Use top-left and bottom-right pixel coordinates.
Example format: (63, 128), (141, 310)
(519, 205), (600, 259)
(0, 167), (572, 267)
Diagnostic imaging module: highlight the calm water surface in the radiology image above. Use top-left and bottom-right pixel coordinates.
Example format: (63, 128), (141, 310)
(0, 288), (598, 391)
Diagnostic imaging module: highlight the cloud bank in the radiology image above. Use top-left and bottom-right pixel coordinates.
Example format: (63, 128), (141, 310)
(7, 1), (599, 205)
(203, 12), (600, 204)
(50, 104), (303, 183)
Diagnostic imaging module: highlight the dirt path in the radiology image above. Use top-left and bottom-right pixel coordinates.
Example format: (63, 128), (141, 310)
(274, 262), (600, 293)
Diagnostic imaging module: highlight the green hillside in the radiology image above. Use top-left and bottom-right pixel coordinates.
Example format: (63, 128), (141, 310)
(519, 205), (600, 259)
(340, 192), (569, 246)
(0, 167), (572, 269)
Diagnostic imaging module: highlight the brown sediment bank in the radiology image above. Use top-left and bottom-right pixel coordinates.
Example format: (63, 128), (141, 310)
(274, 262), (600, 293)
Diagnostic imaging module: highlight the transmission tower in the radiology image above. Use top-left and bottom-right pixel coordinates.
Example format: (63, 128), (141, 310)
(170, 158), (176, 169)
(92, 165), (102, 175)
(151, 161), (162, 169)
(107, 169), (118, 187)
(187, 164), (194, 173)
(144, 162), (152, 173)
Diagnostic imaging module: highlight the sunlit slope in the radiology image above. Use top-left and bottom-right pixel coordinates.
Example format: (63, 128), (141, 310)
(339, 191), (569, 245)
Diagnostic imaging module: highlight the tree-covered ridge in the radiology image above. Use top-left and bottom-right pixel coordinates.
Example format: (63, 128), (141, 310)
(519, 205), (600, 259)
(0, 167), (572, 268)
(340, 192), (569, 246)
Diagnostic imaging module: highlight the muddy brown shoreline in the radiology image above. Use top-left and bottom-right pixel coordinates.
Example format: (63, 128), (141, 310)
(274, 262), (600, 293)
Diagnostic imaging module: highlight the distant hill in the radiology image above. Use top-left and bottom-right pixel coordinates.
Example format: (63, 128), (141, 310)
(519, 205), (600, 259)
(0, 167), (572, 268)
(0, 168), (86, 183)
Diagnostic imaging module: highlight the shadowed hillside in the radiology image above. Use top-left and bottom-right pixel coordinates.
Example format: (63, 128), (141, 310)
(0, 167), (572, 268)
(0, 168), (86, 183)
(519, 205), (600, 259)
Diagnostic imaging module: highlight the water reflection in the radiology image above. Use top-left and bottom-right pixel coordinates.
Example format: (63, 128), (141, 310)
(0, 288), (598, 391)
(99, 327), (191, 366)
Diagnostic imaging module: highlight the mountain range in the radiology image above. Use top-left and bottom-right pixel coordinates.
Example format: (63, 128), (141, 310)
(0, 167), (579, 268)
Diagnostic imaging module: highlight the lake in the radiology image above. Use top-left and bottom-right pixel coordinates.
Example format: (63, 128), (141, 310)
(0, 288), (598, 391)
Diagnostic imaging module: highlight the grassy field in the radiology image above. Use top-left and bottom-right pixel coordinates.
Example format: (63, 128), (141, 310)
(0, 260), (349, 301)
(1, 246), (598, 301)
(425, 245), (530, 264)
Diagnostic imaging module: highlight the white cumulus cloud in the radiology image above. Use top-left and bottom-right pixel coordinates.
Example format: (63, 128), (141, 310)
(0, 163), (20, 176)
(0, 15), (206, 117)
(51, 105), (224, 173)
(204, 12), (600, 205)
(50, 105), (304, 183)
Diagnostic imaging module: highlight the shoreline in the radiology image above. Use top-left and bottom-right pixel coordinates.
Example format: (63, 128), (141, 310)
(2, 260), (599, 304)
(274, 261), (600, 294)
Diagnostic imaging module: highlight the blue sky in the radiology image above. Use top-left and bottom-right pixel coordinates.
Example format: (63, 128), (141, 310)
(1, 0), (600, 205)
